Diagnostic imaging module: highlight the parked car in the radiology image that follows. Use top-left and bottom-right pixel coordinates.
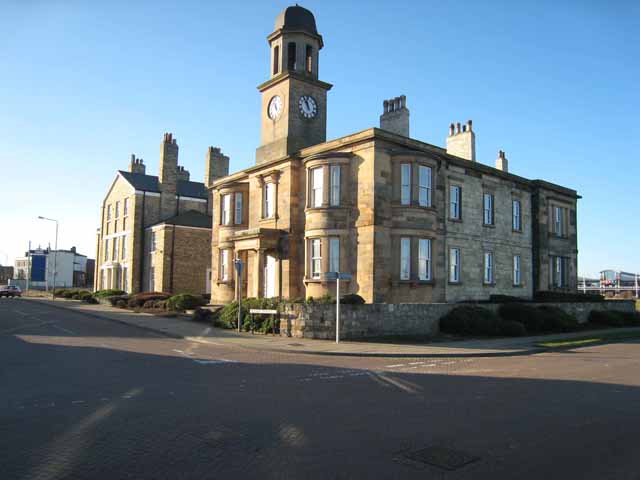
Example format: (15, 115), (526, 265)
(0, 285), (22, 298)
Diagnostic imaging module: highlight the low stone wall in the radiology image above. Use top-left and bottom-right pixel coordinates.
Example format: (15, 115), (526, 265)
(280, 300), (637, 339)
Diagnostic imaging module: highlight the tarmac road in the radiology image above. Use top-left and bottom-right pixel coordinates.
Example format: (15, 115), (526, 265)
(2, 298), (640, 479)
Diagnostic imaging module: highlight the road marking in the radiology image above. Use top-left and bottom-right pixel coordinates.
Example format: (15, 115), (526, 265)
(193, 359), (237, 365)
(72, 400), (85, 405)
(386, 364), (405, 368)
(0, 321), (54, 335)
(52, 324), (76, 335)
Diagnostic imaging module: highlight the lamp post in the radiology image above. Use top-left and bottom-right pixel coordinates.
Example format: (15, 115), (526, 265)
(38, 216), (58, 300)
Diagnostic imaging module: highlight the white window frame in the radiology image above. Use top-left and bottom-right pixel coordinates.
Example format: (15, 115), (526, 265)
(329, 237), (340, 273)
(311, 167), (323, 208)
(112, 236), (119, 261)
(104, 239), (109, 262)
(115, 201), (120, 219)
(263, 182), (275, 218)
(484, 251), (494, 284)
(449, 247), (460, 283)
(234, 192), (243, 225)
(400, 237), (411, 280)
(483, 193), (494, 225)
(150, 231), (157, 253)
(400, 164), (411, 205)
(121, 235), (127, 260)
(554, 206), (564, 237)
(513, 255), (521, 286)
(220, 249), (229, 282)
(330, 165), (340, 207)
(418, 238), (431, 281)
(106, 204), (112, 221)
(222, 194), (232, 225)
(450, 185), (461, 220)
(122, 217), (127, 231)
(310, 238), (322, 279)
(123, 198), (129, 216)
(418, 165), (432, 207)
(513, 199), (521, 231)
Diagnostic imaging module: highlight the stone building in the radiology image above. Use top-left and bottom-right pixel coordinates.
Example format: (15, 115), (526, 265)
(95, 135), (229, 294)
(209, 5), (579, 304)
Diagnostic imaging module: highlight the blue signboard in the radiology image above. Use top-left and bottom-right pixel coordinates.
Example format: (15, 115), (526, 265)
(31, 255), (46, 282)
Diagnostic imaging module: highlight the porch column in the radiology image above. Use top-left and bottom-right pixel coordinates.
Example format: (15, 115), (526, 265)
(256, 248), (266, 298)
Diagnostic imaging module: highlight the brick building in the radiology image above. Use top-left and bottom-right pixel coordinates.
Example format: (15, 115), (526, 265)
(209, 5), (579, 304)
(95, 136), (228, 295)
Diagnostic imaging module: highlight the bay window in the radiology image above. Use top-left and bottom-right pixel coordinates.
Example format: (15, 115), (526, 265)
(329, 237), (340, 273)
(400, 164), (411, 205)
(418, 238), (431, 280)
(310, 239), (322, 279)
(400, 237), (411, 280)
(222, 194), (232, 225)
(234, 192), (243, 225)
(311, 167), (323, 207)
(330, 165), (340, 206)
(220, 249), (229, 281)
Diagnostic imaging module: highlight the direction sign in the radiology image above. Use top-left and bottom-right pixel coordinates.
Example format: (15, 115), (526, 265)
(323, 272), (352, 281)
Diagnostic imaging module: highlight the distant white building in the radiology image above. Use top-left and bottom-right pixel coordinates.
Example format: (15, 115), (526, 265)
(14, 247), (93, 289)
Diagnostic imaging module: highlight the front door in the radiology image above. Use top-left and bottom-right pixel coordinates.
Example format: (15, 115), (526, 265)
(264, 254), (276, 298)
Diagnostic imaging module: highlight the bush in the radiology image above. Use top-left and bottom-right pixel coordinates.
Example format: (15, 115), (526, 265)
(76, 291), (95, 303)
(94, 289), (126, 298)
(127, 292), (170, 309)
(62, 289), (79, 299)
(534, 291), (604, 303)
(166, 294), (205, 312)
(53, 288), (68, 296)
(440, 306), (501, 336)
(500, 320), (527, 337)
(589, 310), (640, 327)
(537, 306), (579, 332)
(499, 303), (546, 333)
(115, 299), (127, 308)
(489, 294), (529, 304)
(218, 297), (280, 333)
(340, 294), (365, 305)
(106, 294), (129, 306)
(192, 307), (213, 323)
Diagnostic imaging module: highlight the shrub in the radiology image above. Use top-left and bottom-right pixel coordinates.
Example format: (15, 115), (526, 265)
(127, 292), (170, 309)
(191, 307), (213, 323)
(218, 297), (280, 333)
(489, 294), (529, 304)
(53, 288), (68, 296)
(76, 291), (95, 303)
(166, 294), (205, 312)
(534, 291), (604, 303)
(499, 303), (546, 333)
(94, 289), (126, 298)
(589, 310), (640, 327)
(340, 294), (365, 305)
(440, 306), (501, 336)
(115, 299), (127, 308)
(500, 320), (527, 337)
(62, 289), (79, 299)
(537, 306), (579, 332)
(106, 294), (129, 306)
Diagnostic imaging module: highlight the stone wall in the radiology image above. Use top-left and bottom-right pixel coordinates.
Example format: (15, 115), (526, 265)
(280, 300), (637, 339)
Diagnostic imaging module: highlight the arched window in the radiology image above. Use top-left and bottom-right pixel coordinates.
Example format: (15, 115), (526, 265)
(287, 42), (296, 71)
(305, 45), (313, 73)
(273, 45), (280, 75)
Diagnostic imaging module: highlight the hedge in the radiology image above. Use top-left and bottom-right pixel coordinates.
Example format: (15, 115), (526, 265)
(166, 294), (205, 312)
(127, 292), (171, 308)
(498, 303), (579, 333)
(219, 297), (280, 333)
(533, 291), (604, 303)
(94, 289), (126, 298)
(589, 310), (640, 327)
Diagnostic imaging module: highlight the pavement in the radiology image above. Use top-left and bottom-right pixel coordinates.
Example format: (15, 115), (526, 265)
(24, 296), (640, 358)
(3, 297), (640, 479)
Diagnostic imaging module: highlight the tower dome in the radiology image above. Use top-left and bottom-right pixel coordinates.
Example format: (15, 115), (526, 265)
(274, 5), (318, 36)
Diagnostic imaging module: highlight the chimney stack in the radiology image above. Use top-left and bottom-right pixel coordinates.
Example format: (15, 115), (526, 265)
(204, 146), (230, 188)
(496, 150), (508, 172)
(128, 153), (146, 174)
(159, 132), (179, 191)
(379, 95), (410, 137)
(176, 165), (190, 182)
(446, 119), (476, 161)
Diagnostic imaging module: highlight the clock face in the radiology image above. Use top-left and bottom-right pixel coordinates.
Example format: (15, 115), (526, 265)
(268, 95), (283, 120)
(299, 95), (318, 119)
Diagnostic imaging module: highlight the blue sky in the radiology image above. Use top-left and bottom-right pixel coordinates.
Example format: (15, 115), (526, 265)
(1, 0), (638, 277)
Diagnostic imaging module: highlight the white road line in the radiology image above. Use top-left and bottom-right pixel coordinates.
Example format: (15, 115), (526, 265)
(52, 324), (76, 335)
(193, 359), (237, 365)
(385, 364), (406, 368)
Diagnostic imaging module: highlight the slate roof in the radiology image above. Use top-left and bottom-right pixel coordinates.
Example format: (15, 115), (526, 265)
(159, 210), (212, 229)
(118, 170), (207, 199)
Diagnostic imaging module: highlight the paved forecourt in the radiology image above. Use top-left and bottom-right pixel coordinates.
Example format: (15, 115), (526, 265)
(2, 298), (640, 479)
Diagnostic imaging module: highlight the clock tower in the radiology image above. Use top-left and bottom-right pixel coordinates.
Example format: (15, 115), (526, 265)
(256, 5), (332, 165)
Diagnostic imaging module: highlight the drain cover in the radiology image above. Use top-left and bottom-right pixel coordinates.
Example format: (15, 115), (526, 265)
(403, 446), (479, 471)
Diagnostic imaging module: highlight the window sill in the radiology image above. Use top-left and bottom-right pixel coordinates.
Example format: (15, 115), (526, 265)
(259, 216), (278, 222)
(483, 282), (496, 287)
(512, 228), (523, 234)
(216, 280), (233, 286)
(448, 218), (463, 223)
(304, 277), (351, 285)
(483, 223), (496, 228)
(512, 284), (524, 288)
(448, 281), (462, 285)
(396, 280), (435, 287)
(305, 206), (348, 212)
(392, 203), (437, 212)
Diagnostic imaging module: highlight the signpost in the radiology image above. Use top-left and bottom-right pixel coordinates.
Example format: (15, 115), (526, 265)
(234, 258), (244, 332)
(324, 271), (352, 343)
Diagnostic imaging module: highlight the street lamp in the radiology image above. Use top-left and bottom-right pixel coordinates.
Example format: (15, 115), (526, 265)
(38, 216), (58, 300)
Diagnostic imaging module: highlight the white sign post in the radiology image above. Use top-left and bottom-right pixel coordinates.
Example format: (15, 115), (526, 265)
(234, 258), (244, 333)
(324, 272), (352, 344)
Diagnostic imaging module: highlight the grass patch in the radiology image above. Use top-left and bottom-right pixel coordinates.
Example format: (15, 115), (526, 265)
(536, 330), (640, 348)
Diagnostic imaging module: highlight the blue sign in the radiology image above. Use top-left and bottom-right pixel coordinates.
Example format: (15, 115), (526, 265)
(31, 255), (46, 282)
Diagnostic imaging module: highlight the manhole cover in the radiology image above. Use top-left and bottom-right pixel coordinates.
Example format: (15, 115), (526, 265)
(403, 446), (479, 471)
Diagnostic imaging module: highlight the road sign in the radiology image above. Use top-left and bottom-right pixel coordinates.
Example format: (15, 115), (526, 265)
(323, 272), (352, 281)
(249, 309), (278, 315)
(233, 259), (244, 274)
